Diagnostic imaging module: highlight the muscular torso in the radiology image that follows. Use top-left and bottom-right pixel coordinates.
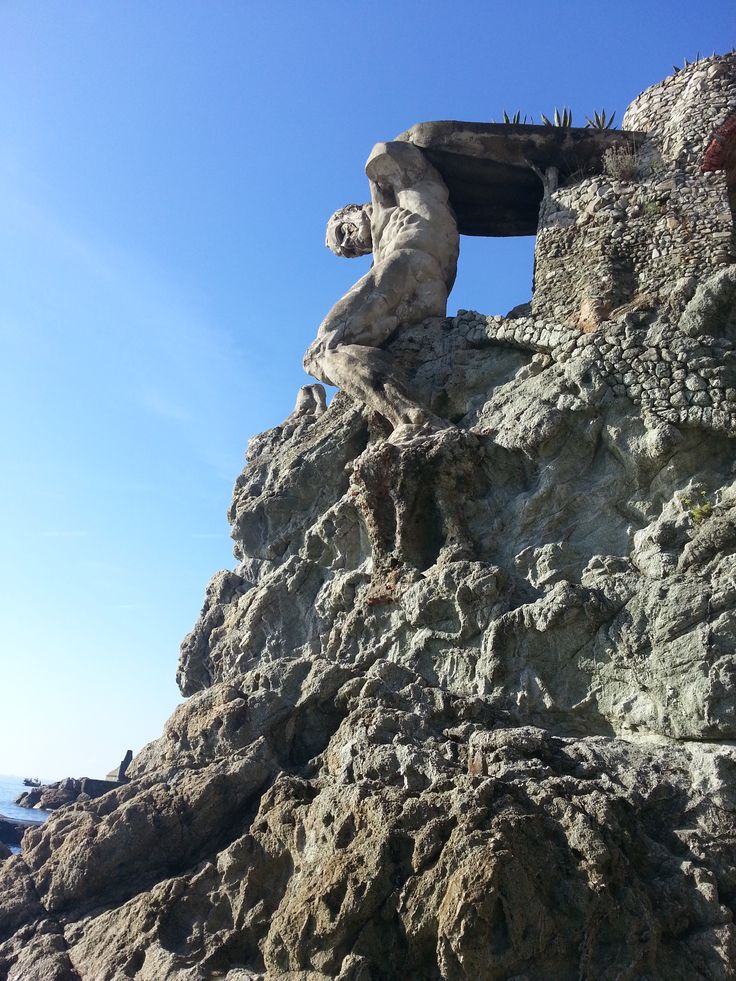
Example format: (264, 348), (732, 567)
(372, 207), (457, 287)
(369, 172), (459, 290)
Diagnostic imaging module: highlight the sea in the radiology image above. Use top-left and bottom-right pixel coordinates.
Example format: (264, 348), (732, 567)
(0, 774), (50, 854)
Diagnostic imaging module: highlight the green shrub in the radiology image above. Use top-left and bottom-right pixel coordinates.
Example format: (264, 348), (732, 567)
(681, 487), (714, 525)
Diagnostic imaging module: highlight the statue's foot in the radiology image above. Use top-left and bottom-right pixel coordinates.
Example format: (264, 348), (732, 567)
(387, 418), (456, 447)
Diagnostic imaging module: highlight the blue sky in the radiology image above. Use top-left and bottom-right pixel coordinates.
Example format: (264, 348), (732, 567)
(1, 1), (733, 779)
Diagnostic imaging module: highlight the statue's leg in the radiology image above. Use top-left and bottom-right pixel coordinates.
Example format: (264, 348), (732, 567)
(311, 342), (434, 427)
(304, 251), (448, 430)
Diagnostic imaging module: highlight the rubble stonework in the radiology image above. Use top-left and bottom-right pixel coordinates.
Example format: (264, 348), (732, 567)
(452, 304), (736, 434)
(532, 52), (736, 325)
(3, 54), (736, 981)
(623, 53), (736, 170)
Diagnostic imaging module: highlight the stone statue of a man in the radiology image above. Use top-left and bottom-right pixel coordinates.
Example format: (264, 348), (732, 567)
(304, 140), (459, 442)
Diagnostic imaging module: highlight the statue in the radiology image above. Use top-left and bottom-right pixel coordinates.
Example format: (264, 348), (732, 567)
(304, 140), (459, 443)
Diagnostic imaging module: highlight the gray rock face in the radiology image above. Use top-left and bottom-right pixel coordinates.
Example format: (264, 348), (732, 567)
(4, 297), (734, 979)
(182, 309), (736, 749)
(3, 55), (736, 980)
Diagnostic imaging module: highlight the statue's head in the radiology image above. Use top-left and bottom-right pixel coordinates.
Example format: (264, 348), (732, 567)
(325, 204), (373, 258)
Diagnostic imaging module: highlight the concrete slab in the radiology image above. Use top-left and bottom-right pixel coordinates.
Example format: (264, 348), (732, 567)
(396, 121), (646, 236)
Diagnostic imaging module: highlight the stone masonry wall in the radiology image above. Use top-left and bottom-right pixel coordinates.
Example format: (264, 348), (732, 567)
(453, 307), (736, 435)
(532, 168), (732, 323)
(531, 53), (736, 326)
(623, 51), (736, 170)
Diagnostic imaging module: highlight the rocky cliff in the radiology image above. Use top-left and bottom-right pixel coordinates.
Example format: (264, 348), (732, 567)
(2, 53), (736, 981)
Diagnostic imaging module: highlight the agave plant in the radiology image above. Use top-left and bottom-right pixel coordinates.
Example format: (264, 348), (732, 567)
(541, 107), (572, 128)
(584, 109), (617, 130)
(497, 110), (531, 124)
(673, 52), (702, 72)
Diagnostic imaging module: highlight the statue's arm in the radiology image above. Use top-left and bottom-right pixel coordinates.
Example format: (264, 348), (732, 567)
(366, 141), (431, 198)
(365, 140), (451, 220)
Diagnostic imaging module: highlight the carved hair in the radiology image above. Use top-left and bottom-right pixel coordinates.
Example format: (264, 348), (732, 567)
(325, 204), (372, 258)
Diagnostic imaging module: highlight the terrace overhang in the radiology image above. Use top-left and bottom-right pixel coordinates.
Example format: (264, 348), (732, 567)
(396, 121), (647, 236)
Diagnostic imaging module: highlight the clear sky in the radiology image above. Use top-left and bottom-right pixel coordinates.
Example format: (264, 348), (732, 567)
(1, 1), (733, 780)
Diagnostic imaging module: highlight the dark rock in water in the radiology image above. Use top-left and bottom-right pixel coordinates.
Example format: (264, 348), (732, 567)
(15, 777), (80, 811)
(0, 816), (39, 847)
(0, 842), (11, 861)
(15, 776), (123, 812)
(13, 787), (41, 809)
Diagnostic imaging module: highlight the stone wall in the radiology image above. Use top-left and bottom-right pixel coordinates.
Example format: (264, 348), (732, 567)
(531, 53), (736, 326)
(455, 306), (736, 435)
(623, 52), (736, 170)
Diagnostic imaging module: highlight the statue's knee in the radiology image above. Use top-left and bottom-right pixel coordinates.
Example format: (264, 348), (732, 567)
(303, 339), (323, 374)
(305, 338), (337, 383)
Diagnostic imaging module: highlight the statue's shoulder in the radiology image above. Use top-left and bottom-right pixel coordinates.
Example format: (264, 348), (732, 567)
(365, 141), (432, 185)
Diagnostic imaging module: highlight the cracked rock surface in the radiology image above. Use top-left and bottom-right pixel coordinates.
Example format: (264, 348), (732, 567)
(3, 287), (736, 980)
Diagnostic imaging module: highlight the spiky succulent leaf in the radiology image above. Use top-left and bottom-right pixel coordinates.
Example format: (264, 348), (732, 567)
(584, 109), (616, 130)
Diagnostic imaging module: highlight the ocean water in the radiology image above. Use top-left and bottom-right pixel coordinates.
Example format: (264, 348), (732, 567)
(0, 774), (50, 853)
